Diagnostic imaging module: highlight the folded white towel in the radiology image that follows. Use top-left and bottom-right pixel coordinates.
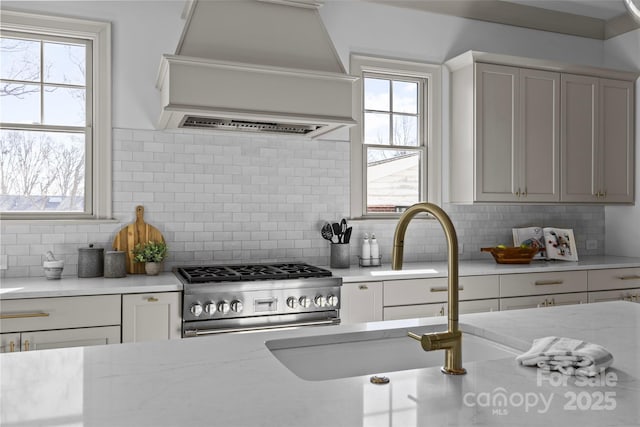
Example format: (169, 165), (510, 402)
(516, 336), (613, 377)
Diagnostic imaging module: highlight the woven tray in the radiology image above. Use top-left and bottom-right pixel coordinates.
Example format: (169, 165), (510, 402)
(481, 247), (539, 264)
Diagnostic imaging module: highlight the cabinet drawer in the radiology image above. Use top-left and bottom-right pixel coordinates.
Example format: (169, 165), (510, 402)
(384, 275), (499, 306)
(588, 289), (640, 304)
(588, 268), (640, 291)
(499, 271), (587, 297)
(22, 326), (121, 351)
(0, 295), (121, 333)
(500, 292), (587, 310)
(383, 299), (499, 321)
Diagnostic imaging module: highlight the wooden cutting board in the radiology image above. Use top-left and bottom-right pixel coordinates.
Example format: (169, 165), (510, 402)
(112, 205), (165, 274)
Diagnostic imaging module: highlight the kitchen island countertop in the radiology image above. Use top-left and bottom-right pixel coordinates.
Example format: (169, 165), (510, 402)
(1, 301), (639, 426)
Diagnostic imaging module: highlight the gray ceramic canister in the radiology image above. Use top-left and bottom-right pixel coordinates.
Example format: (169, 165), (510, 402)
(104, 250), (126, 278)
(78, 244), (104, 278)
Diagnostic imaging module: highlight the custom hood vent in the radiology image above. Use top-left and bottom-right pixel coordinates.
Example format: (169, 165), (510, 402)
(156, 0), (357, 138)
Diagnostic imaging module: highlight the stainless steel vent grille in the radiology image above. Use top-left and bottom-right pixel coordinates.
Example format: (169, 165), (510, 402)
(181, 116), (323, 135)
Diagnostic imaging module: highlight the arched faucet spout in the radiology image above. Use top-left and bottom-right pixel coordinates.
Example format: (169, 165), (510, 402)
(391, 202), (466, 375)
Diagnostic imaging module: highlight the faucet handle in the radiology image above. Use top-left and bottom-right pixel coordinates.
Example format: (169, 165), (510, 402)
(407, 330), (462, 352)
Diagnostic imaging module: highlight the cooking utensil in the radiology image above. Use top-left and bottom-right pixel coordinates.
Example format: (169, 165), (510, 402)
(321, 223), (334, 242)
(344, 226), (352, 244)
(112, 205), (165, 274)
(332, 222), (342, 243)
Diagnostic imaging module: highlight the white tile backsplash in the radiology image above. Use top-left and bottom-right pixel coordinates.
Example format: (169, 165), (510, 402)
(0, 128), (604, 277)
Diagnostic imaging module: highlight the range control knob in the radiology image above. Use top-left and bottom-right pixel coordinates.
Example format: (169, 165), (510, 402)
(190, 303), (203, 317)
(326, 295), (339, 307)
(286, 297), (299, 309)
(314, 295), (327, 308)
(218, 301), (230, 314)
(230, 300), (243, 313)
(299, 296), (312, 308)
(204, 302), (217, 314)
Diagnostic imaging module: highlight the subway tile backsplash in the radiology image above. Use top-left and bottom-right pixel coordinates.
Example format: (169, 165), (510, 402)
(0, 128), (604, 278)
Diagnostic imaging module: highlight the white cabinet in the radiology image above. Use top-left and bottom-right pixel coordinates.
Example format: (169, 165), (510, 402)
(384, 299), (499, 321)
(450, 62), (560, 203)
(20, 327), (120, 351)
(0, 295), (121, 352)
(499, 271), (587, 297)
(587, 268), (640, 304)
(382, 275), (499, 321)
(561, 76), (634, 203)
(122, 292), (182, 342)
(500, 293), (587, 310)
(447, 51), (635, 205)
(499, 271), (587, 310)
(339, 282), (383, 325)
(0, 333), (20, 353)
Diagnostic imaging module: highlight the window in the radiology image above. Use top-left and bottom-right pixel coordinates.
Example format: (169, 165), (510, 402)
(350, 55), (441, 218)
(0, 11), (111, 220)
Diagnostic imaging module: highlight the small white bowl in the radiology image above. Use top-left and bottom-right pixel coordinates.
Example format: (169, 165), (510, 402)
(44, 267), (63, 280)
(43, 260), (64, 269)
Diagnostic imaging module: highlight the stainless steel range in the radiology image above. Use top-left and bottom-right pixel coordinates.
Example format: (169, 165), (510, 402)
(175, 263), (341, 337)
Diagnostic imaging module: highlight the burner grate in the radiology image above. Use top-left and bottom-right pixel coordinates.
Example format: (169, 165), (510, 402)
(177, 263), (332, 283)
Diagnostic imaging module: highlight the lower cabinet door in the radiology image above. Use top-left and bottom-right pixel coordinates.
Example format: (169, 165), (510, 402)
(340, 282), (383, 324)
(500, 292), (588, 310)
(122, 292), (182, 342)
(588, 289), (640, 303)
(0, 333), (20, 353)
(383, 299), (499, 321)
(21, 326), (121, 351)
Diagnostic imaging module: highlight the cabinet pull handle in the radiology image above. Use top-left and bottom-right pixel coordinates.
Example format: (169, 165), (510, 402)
(0, 312), (50, 320)
(358, 285), (368, 290)
(24, 340), (30, 351)
(618, 275), (640, 280)
(534, 280), (563, 286)
(550, 298), (556, 306)
(438, 306), (445, 316)
(430, 286), (464, 292)
(147, 297), (159, 302)
(9, 341), (15, 352)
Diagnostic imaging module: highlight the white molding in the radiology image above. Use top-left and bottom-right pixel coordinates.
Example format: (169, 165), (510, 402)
(0, 10), (113, 220)
(446, 50), (640, 81)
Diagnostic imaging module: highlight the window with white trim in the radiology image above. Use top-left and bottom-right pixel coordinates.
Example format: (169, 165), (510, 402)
(0, 11), (111, 220)
(350, 55), (441, 218)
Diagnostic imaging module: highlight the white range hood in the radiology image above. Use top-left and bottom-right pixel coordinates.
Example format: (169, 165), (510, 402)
(156, 0), (357, 138)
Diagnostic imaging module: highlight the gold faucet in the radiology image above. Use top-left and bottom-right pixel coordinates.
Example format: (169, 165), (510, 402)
(391, 202), (466, 375)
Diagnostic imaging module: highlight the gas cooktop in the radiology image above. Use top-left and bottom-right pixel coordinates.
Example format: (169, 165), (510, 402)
(176, 263), (333, 284)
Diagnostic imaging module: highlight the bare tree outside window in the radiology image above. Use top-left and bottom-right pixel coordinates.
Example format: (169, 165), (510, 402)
(0, 33), (88, 212)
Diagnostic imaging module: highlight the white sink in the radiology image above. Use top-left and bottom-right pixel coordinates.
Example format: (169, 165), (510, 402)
(266, 324), (518, 381)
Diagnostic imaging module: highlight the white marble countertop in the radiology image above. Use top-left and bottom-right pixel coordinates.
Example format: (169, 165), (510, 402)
(0, 272), (182, 299)
(331, 255), (640, 282)
(2, 255), (640, 299)
(1, 301), (638, 426)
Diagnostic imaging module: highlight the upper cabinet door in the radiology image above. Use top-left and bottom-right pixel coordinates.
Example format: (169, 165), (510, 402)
(519, 69), (560, 202)
(599, 78), (634, 203)
(475, 63), (520, 202)
(560, 74), (599, 202)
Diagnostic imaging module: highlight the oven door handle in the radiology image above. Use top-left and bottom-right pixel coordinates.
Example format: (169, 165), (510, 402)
(183, 319), (340, 337)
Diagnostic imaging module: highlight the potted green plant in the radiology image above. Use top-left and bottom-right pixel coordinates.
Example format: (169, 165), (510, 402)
(132, 240), (168, 276)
